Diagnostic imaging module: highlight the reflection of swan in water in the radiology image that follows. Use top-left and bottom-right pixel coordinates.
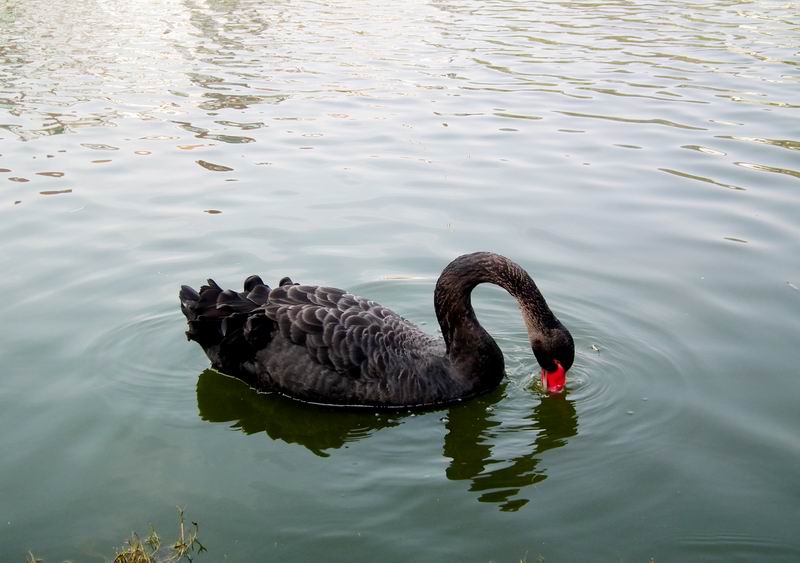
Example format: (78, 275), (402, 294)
(196, 370), (402, 456)
(197, 370), (577, 508)
(443, 391), (578, 511)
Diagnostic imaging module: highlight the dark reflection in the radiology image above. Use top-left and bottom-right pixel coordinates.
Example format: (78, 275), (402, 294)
(196, 369), (403, 456)
(197, 370), (577, 510)
(444, 391), (578, 512)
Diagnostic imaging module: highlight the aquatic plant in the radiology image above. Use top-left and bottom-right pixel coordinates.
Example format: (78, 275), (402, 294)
(112, 508), (205, 563)
(25, 508), (205, 563)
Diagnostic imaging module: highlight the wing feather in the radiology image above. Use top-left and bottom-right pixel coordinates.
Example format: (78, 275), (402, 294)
(264, 284), (431, 380)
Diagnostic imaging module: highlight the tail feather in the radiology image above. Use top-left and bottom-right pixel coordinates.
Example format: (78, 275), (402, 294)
(246, 284), (270, 305)
(244, 275), (265, 292)
(179, 285), (200, 302)
(217, 289), (260, 314)
(180, 274), (301, 380)
(180, 275), (272, 348)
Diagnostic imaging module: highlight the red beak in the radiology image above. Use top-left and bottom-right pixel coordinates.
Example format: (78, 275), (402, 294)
(541, 360), (566, 394)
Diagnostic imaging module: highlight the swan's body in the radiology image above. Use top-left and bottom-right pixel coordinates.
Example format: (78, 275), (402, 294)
(180, 252), (574, 408)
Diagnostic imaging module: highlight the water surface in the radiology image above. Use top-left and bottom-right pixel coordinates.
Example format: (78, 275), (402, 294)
(1, 0), (799, 560)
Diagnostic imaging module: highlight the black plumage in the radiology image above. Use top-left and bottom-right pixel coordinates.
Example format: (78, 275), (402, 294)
(180, 252), (574, 408)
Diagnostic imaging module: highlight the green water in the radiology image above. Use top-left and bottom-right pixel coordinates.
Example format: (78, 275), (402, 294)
(1, 0), (799, 560)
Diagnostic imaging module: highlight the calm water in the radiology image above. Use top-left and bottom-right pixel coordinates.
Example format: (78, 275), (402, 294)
(1, 0), (799, 560)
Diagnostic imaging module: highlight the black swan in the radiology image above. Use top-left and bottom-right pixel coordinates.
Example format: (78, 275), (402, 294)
(179, 252), (574, 408)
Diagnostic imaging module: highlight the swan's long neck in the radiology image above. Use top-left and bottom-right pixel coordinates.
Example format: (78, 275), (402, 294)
(434, 252), (561, 382)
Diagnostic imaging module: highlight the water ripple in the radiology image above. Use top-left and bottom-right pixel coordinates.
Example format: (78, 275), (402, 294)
(85, 309), (203, 415)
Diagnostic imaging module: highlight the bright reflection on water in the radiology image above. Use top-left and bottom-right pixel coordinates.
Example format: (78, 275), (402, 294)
(1, 0), (799, 560)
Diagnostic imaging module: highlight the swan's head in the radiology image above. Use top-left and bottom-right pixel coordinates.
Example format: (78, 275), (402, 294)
(533, 326), (574, 394)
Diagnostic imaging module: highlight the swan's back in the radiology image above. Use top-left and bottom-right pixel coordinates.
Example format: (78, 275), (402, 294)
(265, 282), (446, 379)
(180, 276), (456, 407)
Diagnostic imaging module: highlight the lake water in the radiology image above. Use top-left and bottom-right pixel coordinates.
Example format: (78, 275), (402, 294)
(1, 0), (799, 560)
